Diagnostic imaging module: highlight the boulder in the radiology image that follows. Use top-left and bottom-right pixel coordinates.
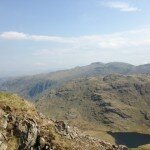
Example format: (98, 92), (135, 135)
(18, 118), (38, 149)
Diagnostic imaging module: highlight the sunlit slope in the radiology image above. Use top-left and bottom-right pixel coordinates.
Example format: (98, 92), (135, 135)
(36, 74), (150, 134)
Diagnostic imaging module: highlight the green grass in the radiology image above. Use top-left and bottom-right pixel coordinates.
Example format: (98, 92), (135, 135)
(36, 74), (150, 146)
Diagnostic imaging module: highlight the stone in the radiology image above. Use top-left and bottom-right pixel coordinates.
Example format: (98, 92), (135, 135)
(2, 115), (8, 129)
(55, 121), (66, 132)
(14, 118), (38, 149)
(0, 142), (7, 150)
(39, 137), (46, 148)
(118, 145), (128, 150)
(3, 105), (12, 113)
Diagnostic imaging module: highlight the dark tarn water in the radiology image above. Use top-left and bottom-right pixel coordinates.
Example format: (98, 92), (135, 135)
(108, 131), (150, 148)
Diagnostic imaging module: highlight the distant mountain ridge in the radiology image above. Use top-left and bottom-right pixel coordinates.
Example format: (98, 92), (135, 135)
(0, 62), (150, 99)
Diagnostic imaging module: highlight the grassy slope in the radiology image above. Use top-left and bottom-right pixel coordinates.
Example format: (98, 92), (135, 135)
(3, 92), (135, 150)
(36, 74), (150, 144)
(0, 93), (89, 150)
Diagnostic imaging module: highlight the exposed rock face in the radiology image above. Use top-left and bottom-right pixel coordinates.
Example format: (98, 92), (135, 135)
(55, 120), (82, 139)
(0, 108), (53, 150)
(55, 120), (128, 150)
(0, 108), (8, 150)
(102, 106), (130, 119)
(17, 118), (38, 149)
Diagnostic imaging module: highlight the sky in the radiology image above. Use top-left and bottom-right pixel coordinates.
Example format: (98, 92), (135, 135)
(0, 0), (150, 77)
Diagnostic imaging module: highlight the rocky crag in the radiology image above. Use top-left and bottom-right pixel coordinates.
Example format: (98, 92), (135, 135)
(0, 92), (128, 150)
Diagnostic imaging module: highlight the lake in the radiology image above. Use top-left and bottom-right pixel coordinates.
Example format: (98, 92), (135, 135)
(108, 131), (150, 148)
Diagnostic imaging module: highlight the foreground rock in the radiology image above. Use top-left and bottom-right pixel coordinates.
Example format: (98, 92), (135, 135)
(55, 120), (128, 150)
(0, 92), (128, 150)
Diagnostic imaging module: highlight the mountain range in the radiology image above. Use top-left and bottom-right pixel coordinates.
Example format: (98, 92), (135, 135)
(0, 62), (150, 100)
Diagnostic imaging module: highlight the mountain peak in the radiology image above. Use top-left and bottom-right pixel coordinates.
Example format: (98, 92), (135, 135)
(90, 62), (104, 65)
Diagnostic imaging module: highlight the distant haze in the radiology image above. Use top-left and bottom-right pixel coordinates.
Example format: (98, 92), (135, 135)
(0, 61), (149, 78)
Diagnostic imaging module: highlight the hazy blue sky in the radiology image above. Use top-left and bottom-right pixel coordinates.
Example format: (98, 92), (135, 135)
(0, 0), (150, 77)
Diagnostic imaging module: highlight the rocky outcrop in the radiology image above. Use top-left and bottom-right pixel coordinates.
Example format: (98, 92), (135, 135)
(102, 106), (130, 119)
(0, 92), (128, 150)
(0, 108), (8, 150)
(0, 105), (128, 150)
(55, 121), (128, 150)
(0, 104), (54, 150)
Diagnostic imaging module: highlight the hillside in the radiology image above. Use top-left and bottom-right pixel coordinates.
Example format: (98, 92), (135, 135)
(1, 62), (150, 100)
(36, 74), (150, 148)
(130, 64), (150, 74)
(0, 92), (130, 150)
